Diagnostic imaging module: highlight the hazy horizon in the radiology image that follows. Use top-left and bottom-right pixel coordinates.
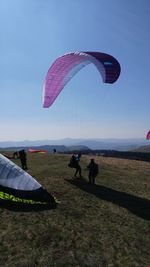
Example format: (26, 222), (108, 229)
(0, 137), (147, 143)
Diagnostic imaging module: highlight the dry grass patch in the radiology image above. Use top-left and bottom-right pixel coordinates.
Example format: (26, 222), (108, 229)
(0, 153), (150, 267)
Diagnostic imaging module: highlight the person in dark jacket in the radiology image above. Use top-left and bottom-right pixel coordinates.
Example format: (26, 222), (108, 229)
(74, 153), (82, 178)
(13, 151), (19, 159)
(19, 150), (28, 170)
(68, 153), (82, 178)
(87, 158), (99, 184)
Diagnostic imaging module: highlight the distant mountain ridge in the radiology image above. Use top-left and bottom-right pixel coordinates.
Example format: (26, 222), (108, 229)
(0, 144), (90, 153)
(0, 138), (149, 151)
(1, 141), (150, 163)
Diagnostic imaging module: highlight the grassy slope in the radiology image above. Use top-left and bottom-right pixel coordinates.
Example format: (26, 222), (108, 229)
(0, 153), (150, 267)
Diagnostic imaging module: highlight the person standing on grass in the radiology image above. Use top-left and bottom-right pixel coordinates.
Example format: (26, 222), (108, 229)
(74, 153), (82, 178)
(13, 151), (19, 159)
(53, 148), (56, 154)
(87, 158), (99, 184)
(68, 152), (82, 178)
(19, 149), (28, 170)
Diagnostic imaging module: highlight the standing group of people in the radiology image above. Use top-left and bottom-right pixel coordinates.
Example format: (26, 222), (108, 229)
(68, 153), (99, 184)
(13, 149), (99, 184)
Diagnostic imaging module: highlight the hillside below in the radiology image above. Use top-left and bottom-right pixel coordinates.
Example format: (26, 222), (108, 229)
(131, 145), (150, 153)
(0, 153), (150, 267)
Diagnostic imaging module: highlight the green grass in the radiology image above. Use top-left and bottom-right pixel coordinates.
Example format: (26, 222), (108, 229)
(0, 153), (150, 267)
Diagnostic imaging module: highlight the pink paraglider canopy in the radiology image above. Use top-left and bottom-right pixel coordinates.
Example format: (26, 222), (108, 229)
(146, 131), (150, 139)
(43, 51), (121, 108)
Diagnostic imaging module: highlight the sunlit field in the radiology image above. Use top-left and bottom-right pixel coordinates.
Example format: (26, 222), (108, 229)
(0, 152), (150, 267)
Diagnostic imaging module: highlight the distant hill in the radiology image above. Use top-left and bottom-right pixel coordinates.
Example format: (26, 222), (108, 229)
(0, 138), (148, 151)
(131, 145), (150, 153)
(0, 145), (90, 153)
(1, 144), (150, 162)
(82, 150), (150, 163)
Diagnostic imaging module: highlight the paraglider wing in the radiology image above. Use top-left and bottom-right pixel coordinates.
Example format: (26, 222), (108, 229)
(0, 154), (56, 210)
(43, 51), (121, 108)
(28, 149), (47, 153)
(146, 131), (150, 139)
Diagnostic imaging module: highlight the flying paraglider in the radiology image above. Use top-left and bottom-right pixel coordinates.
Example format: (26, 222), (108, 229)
(146, 131), (150, 139)
(43, 51), (121, 108)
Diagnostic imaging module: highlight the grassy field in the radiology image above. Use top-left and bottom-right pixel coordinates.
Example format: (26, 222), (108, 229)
(0, 152), (150, 267)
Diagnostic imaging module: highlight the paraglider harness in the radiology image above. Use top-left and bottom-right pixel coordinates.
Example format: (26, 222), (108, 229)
(68, 155), (78, 168)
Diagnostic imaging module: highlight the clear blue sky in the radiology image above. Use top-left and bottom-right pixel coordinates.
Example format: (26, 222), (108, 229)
(0, 0), (150, 141)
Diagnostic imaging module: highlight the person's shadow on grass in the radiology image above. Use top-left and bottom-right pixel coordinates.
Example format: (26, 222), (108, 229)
(65, 178), (150, 221)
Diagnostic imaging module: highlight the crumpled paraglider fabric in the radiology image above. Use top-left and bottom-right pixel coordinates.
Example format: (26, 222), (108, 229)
(28, 149), (47, 153)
